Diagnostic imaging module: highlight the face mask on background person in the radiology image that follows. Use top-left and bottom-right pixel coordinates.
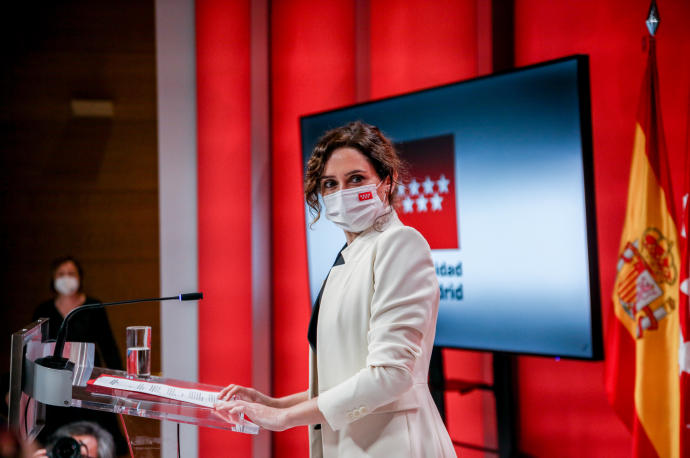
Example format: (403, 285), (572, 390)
(323, 181), (388, 233)
(54, 276), (79, 296)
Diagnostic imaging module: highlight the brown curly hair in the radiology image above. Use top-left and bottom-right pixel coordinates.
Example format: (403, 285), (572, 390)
(304, 121), (406, 224)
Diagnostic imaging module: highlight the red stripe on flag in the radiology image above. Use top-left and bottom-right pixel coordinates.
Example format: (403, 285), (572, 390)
(633, 410), (661, 457)
(681, 373), (690, 454)
(637, 38), (677, 225)
(605, 311), (636, 432)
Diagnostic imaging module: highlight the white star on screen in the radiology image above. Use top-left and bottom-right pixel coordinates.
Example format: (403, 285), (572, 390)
(430, 193), (443, 211)
(416, 195), (428, 212)
(399, 174), (452, 214)
(436, 174), (450, 193)
(402, 196), (414, 213)
(408, 178), (421, 196)
(422, 176), (435, 194)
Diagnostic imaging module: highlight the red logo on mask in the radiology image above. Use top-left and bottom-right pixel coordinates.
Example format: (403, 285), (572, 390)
(359, 191), (373, 201)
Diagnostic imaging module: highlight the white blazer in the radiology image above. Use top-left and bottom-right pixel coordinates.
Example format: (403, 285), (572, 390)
(309, 212), (456, 458)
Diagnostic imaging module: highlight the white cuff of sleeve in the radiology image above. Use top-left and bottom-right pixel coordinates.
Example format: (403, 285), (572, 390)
(317, 385), (372, 431)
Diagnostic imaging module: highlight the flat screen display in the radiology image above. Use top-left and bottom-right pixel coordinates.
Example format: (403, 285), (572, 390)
(300, 55), (602, 359)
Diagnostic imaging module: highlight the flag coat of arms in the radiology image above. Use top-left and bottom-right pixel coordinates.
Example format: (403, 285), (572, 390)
(395, 134), (459, 250)
(605, 38), (681, 458)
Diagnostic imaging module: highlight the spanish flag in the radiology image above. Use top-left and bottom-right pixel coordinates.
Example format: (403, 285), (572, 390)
(605, 37), (681, 457)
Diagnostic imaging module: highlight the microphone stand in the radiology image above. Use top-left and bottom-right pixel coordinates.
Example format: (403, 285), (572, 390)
(30, 292), (202, 407)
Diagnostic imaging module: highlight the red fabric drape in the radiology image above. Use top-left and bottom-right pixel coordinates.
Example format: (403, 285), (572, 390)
(197, 1), (252, 456)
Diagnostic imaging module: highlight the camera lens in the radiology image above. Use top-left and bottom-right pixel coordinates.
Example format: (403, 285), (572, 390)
(49, 436), (83, 458)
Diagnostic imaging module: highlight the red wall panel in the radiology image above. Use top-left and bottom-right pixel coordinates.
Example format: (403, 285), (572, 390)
(196, 1), (252, 456)
(514, 1), (690, 456)
(270, 1), (356, 456)
(443, 349), (496, 453)
(370, 0), (478, 99)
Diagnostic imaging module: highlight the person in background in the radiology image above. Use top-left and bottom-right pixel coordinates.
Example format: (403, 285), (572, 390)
(33, 256), (121, 369)
(32, 256), (127, 455)
(33, 421), (115, 458)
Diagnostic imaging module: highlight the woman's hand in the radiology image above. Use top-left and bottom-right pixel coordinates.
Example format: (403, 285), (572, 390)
(218, 384), (276, 407)
(215, 395), (325, 432)
(214, 399), (289, 432)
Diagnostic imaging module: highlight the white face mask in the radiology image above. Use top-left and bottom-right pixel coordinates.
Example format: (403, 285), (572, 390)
(55, 276), (79, 296)
(323, 182), (388, 232)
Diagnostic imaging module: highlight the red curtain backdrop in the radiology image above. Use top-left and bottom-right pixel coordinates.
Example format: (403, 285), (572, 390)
(514, 1), (690, 456)
(196, 1), (252, 457)
(369, 0), (478, 98)
(270, 1), (356, 456)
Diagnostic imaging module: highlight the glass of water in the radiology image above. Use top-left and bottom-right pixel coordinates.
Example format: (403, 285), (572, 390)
(126, 326), (151, 377)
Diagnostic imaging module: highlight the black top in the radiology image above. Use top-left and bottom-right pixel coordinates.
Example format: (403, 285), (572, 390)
(32, 297), (127, 453)
(33, 297), (123, 370)
(308, 246), (346, 352)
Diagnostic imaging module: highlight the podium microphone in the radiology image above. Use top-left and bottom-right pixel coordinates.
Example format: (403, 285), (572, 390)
(30, 292), (203, 407)
(36, 292), (204, 370)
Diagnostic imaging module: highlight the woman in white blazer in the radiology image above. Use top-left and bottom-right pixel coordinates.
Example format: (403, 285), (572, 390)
(216, 121), (456, 457)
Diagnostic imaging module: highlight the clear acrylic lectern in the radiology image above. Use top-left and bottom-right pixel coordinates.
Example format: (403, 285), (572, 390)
(8, 319), (258, 454)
